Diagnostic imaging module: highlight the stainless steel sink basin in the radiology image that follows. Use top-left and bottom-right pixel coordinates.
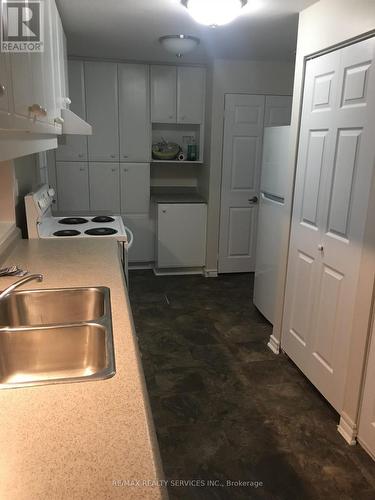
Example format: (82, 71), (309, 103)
(0, 287), (106, 327)
(0, 287), (115, 389)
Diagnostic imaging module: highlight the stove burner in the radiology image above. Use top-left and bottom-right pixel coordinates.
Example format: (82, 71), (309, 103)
(53, 230), (81, 237)
(91, 216), (115, 223)
(58, 217), (88, 225)
(84, 227), (118, 236)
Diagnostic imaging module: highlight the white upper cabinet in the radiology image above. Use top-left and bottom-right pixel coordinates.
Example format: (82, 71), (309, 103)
(0, 53), (12, 129)
(151, 65), (177, 123)
(120, 163), (150, 214)
(177, 67), (205, 124)
(10, 52), (33, 129)
(118, 64), (150, 162)
(51, 0), (67, 115)
(89, 163), (120, 212)
(30, 0), (58, 130)
(85, 61), (119, 161)
(56, 61), (87, 161)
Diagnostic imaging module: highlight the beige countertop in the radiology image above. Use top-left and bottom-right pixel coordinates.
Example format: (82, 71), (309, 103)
(0, 239), (166, 500)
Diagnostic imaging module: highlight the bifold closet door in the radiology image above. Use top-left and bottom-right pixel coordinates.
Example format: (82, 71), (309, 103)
(281, 38), (375, 412)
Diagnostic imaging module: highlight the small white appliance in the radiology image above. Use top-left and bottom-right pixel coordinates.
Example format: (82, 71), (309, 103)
(25, 185), (133, 284)
(253, 126), (290, 324)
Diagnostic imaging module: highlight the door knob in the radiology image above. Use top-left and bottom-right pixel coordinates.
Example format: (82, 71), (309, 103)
(248, 196), (259, 204)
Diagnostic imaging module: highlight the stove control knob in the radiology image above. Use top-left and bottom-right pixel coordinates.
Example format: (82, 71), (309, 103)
(48, 188), (55, 198)
(38, 200), (45, 209)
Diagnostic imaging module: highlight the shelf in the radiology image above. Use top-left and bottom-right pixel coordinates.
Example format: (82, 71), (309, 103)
(151, 160), (203, 165)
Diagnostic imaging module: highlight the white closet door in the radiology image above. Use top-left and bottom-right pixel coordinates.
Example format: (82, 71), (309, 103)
(218, 94), (265, 273)
(89, 163), (120, 212)
(177, 67), (205, 124)
(264, 96), (292, 126)
(150, 65), (176, 123)
(56, 61), (87, 161)
(118, 64), (150, 162)
(282, 38), (375, 412)
(85, 62), (119, 161)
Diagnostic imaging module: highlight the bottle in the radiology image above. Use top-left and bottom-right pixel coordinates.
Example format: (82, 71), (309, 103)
(187, 138), (198, 161)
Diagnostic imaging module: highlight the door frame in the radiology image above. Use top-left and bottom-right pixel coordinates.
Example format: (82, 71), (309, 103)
(275, 31), (375, 446)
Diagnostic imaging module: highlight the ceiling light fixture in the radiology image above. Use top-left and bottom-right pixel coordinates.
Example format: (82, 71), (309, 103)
(159, 34), (200, 58)
(181, 0), (248, 27)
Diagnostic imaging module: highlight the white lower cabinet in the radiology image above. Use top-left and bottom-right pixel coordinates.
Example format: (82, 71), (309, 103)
(56, 162), (89, 212)
(123, 214), (155, 263)
(89, 163), (120, 212)
(156, 203), (207, 268)
(120, 163), (150, 213)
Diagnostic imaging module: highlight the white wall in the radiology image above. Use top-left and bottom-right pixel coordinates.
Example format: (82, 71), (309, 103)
(271, 0), (375, 439)
(205, 59), (295, 272)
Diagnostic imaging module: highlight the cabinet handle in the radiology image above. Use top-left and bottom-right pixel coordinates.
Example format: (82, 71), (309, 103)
(63, 97), (71, 105)
(123, 155), (129, 158)
(78, 154), (83, 158)
(0, 84), (6, 96)
(29, 104), (47, 117)
(111, 168), (117, 172)
(54, 116), (64, 125)
(169, 115), (173, 119)
(318, 244), (324, 252)
(110, 154), (116, 158)
(123, 168), (129, 172)
(80, 167), (85, 171)
(162, 209), (167, 213)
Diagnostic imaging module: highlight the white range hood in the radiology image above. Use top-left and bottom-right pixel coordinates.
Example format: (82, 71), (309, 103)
(61, 109), (92, 135)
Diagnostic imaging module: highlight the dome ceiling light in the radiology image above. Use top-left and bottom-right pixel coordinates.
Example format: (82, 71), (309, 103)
(159, 34), (200, 58)
(181, 0), (248, 28)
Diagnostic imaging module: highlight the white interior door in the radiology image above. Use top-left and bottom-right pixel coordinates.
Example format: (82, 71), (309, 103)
(219, 94), (265, 273)
(282, 38), (375, 412)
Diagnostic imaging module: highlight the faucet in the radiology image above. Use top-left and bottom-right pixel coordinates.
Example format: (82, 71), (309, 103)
(0, 274), (43, 301)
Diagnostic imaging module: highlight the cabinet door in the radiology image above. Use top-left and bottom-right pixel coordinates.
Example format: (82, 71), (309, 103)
(120, 163), (150, 214)
(10, 52), (33, 129)
(118, 64), (150, 162)
(56, 162), (89, 212)
(89, 163), (120, 212)
(85, 62), (119, 161)
(56, 61), (88, 161)
(157, 203), (207, 268)
(177, 67), (205, 124)
(0, 53), (12, 129)
(123, 214), (155, 263)
(151, 66), (176, 123)
(264, 95), (292, 127)
(30, 0), (57, 129)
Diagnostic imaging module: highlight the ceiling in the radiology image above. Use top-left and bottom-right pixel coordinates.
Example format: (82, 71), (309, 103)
(56, 0), (318, 64)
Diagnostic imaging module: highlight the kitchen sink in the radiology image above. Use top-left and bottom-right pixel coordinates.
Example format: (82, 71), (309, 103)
(0, 287), (115, 389)
(0, 287), (106, 327)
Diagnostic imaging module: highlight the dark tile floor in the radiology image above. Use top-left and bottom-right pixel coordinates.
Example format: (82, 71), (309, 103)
(129, 271), (375, 500)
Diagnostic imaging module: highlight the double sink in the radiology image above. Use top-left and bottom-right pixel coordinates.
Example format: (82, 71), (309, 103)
(0, 286), (116, 389)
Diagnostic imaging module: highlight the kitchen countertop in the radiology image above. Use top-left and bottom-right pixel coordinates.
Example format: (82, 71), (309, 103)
(0, 239), (166, 500)
(150, 187), (207, 204)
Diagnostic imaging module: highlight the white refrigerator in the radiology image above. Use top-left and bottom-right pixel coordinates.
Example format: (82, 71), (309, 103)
(253, 126), (290, 324)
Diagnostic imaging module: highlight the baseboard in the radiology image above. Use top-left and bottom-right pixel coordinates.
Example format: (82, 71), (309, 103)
(337, 413), (357, 445)
(153, 267), (204, 276)
(204, 268), (218, 278)
(267, 334), (280, 355)
(129, 262), (154, 270)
